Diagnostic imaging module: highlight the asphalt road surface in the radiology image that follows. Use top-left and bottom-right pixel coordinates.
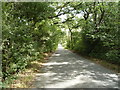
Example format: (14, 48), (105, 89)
(33, 44), (119, 88)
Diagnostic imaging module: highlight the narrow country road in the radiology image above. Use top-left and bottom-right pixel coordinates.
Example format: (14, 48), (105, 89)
(33, 44), (119, 88)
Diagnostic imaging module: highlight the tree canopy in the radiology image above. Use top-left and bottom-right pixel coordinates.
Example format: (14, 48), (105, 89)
(1, 2), (120, 87)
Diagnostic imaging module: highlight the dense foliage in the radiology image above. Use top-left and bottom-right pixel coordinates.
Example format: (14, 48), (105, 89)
(1, 2), (120, 87)
(2, 2), (62, 85)
(62, 2), (120, 65)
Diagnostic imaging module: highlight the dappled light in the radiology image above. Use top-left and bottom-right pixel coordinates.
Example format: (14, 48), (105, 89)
(36, 72), (57, 77)
(42, 62), (69, 66)
(2, 2), (119, 88)
(52, 54), (61, 57)
(34, 45), (118, 88)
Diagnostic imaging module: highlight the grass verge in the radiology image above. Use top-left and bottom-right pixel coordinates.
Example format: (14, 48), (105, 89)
(71, 50), (120, 73)
(9, 52), (53, 88)
(83, 56), (120, 73)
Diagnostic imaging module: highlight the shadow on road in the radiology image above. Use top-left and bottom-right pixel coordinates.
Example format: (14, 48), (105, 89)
(33, 44), (119, 88)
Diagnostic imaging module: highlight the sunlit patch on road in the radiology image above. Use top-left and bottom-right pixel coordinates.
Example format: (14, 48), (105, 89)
(42, 62), (69, 66)
(33, 44), (118, 88)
